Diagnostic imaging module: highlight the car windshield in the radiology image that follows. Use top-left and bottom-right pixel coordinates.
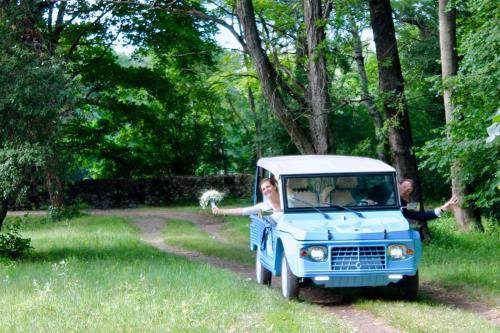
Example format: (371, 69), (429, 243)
(284, 174), (397, 211)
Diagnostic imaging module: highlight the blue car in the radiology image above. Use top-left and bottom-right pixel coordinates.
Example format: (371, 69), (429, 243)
(249, 155), (422, 300)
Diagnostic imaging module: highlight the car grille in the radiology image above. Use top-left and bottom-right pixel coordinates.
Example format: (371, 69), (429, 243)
(331, 246), (386, 271)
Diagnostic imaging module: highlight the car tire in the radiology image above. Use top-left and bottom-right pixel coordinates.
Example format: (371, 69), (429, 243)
(396, 271), (419, 301)
(255, 248), (272, 286)
(281, 255), (299, 299)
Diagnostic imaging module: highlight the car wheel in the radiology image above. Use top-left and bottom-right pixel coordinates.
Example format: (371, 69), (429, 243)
(281, 255), (299, 299)
(255, 248), (272, 286)
(396, 271), (419, 301)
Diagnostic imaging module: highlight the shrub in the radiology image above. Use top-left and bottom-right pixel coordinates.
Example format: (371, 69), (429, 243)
(0, 223), (32, 258)
(47, 203), (88, 222)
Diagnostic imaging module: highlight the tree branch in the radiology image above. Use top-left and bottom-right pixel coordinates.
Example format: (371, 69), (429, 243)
(323, 0), (333, 19)
(68, 9), (111, 55)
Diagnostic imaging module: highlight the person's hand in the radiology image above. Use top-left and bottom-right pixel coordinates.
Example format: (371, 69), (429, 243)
(441, 195), (458, 211)
(212, 207), (222, 215)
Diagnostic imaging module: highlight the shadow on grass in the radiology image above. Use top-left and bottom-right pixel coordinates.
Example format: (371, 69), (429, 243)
(300, 281), (492, 318)
(22, 242), (181, 264)
(299, 284), (421, 306)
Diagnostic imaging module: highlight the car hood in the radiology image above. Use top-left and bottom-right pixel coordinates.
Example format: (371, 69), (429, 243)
(275, 211), (411, 241)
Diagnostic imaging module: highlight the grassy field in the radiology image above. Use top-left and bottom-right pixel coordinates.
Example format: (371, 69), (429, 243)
(162, 219), (254, 265)
(0, 215), (350, 332)
(357, 217), (500, 332)
(421, 217), (499, 301)
(1, 207), (498, 332)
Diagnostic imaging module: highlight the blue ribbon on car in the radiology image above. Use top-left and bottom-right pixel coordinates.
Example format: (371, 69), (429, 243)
(260, 218), (274, 251)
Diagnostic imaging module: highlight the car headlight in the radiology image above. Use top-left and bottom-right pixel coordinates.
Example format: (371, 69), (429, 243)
(388, 245), (408, 260)
(300, 246), (328, 262)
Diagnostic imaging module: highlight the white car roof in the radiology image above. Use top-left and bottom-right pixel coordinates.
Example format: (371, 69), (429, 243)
(257, 155), (395, 177)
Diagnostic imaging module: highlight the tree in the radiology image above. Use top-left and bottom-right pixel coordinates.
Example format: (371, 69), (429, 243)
(21, 0), (232, 177)
(367, 0), (429, 237)
(304, 0), (331, 153)
(0, 3), (77, 227)
(236, 0), (336, 154)
(347, 13), (386, 161)
(208, 51), (294, 171)
(235, 0), (316, 153)
(420, 0), (499, 221)
(438, 0), (481, 230)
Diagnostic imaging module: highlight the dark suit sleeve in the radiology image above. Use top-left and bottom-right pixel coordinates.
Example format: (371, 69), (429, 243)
(400, 197), (439, 221)
(402, 208), (438, 221)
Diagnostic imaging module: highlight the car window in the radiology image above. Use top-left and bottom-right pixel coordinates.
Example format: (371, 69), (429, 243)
(284, 174), (397, 210)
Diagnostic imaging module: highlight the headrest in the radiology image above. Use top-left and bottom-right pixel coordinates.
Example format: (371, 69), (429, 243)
(287, 178), (308, 190)
(335, 176), (358, 189)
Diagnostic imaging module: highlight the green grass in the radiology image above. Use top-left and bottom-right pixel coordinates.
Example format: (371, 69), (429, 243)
(4, 207), (498, 332)
(160, 199), (254, 264)
(133, 198), (253, 214)
(158, 207), (499, 332)
(0, 215), (351, 332)
(218, 214), (250, 244)
(162, 219), (254, 265)
(355, 227), (498, 333)
(209, 198), (253, 242)
(357, 299), (497, 333)
(421, 217), (500, 304)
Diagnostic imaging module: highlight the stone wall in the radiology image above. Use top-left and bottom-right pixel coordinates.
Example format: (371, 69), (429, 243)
(16, 174), (254, 209)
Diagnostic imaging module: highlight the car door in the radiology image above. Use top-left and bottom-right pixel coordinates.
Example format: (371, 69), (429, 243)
(249, 167), (276, 270)
(250, 214), (275, 269)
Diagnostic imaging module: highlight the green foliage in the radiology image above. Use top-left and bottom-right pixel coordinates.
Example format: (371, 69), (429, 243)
(1, 0), (497, 219)
(389, 0), (453, 201)
(0, 222), (32, 259)
(0, 144), (44, 203)
(55, 2), (236, 177)
(0, 43), (76, 147)
(418, 0), (500, 218)
(47, 204), (87, 222)
(206, 51), (296, 174)
(0, 4), (78, 208)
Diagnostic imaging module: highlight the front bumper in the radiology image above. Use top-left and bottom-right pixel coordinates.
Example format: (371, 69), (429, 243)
(295, 240), (420, 287)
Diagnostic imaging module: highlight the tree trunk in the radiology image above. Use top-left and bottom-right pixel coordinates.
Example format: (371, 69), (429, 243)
(236, 0), (315, 154)
(368, 0), (430, 239)
(45, 165), (65, 209)
(0, 199), (8, 231)
(304, 0), (330, 154)
(348, 15), (387, 161)
(43, 146), (68, 209)
(438, 0), (482, 231)
(247, 86), (263, 159)
(241, 46), (263, 160)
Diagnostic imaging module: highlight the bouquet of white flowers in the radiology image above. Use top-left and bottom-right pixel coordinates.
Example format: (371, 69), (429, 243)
(199, 189), (224, 209)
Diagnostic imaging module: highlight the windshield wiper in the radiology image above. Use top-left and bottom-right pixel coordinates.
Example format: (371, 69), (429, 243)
(323, 203), (366, 218)
(290, 195), (331, 219)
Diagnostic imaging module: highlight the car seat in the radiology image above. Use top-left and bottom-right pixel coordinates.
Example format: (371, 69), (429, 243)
(286, 178), (319, 207)
(330, 176), (358, 205)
